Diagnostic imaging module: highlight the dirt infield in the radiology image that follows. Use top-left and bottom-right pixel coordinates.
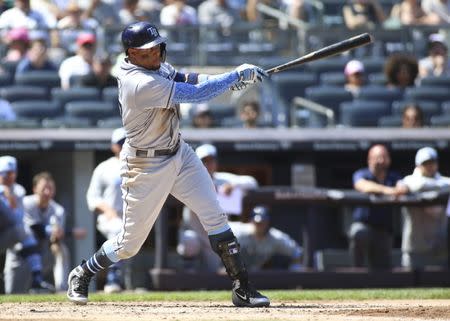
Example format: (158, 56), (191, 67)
(1, 300), (450, 321)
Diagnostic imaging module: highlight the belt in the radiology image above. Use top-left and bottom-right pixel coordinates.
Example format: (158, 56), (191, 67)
(128, 142), (180, 158)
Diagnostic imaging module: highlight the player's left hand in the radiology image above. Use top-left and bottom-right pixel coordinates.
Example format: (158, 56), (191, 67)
(235, 64), (268, 84)
(230, 81), (248, 91)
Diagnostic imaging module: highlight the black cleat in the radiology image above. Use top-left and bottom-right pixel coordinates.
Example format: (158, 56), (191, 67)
(67, 265), (92, 305)
(232, 280), (270, 307)
(30, 280), (56, 294)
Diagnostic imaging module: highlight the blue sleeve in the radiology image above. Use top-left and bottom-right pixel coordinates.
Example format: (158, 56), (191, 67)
(353, 169), (369, 185)
(172, 71), (238, 104)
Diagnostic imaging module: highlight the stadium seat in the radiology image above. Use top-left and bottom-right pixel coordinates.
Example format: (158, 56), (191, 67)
(14, 71), (60, 90)
(368, 72), (387, 86)
(357, 86), (404, 104)
(359, 57), (385, 74)
(0, 72), (13, 86)
(41, 116), (92, 128)
(0, 85), (49, 102)
(430, 115), (450, 127)
(340, 100), (391, 127)
(64, 100), (119, 124)
(51, 87), (101, 106)
(97, 117), (123, 128)
(306, 57), (348, 76)
(420, 75), (450, 87)
(441, 101), (450, 114)
(102, 86), (119, 104)
(271, 72), (318, 100)
(391, 100), (440, 122)
(404, 86), (450, 103)
(319, 72), (346, 86)
(378, 115), (402, 127)
(11, 100), (61, 120)
(0, 118), (40, 128)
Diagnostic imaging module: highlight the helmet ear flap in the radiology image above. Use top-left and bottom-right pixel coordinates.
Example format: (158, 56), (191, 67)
(160, 43), (166, 62)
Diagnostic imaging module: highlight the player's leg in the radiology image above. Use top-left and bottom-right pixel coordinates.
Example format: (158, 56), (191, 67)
(68, 155), (176, 304)
(170, 142), (269, 307)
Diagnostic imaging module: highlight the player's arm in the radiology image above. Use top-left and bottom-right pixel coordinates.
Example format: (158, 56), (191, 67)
(172, 64), (268, 104)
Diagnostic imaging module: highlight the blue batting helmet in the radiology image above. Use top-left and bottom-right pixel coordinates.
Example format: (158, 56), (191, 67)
(121, 22), (167, 55)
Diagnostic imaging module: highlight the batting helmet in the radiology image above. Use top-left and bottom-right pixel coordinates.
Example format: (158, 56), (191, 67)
(121, 22), (167, 60)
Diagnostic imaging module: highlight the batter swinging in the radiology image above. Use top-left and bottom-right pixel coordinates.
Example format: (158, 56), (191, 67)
(67, 21), (270, 308)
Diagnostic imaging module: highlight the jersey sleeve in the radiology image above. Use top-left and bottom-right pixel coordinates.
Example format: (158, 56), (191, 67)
(135, 74), (175, 109)
(270, 228), (302, 258)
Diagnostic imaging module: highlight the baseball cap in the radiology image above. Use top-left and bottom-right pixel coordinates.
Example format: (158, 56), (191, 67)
(251, 206), (270, 223)
(0, 156), (17, 174)
(77, 33), (96, 46)
(7, 27), (29, 42)
(344, 60), (364, 76)
(429, 33), (446, 44)
(415, 147), (438, 166)
(195, 144), (217, 160)
(111, 127), (126, 145)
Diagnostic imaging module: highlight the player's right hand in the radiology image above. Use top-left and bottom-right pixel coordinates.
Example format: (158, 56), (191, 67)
(235, 64), (268, 84)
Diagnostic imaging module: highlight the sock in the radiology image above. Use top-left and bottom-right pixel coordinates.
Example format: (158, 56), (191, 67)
(81, 246), (115, 277)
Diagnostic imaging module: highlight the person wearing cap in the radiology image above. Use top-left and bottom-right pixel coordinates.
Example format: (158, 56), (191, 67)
(349, 144), (408, 270)
(396, 147), (450, 269)
(231, 206), (303, 271)
(86, 128), (128, 293)
(0, 156), (55, 294)
(15, 30), (57, 76)
(58, 32), (96, 89)
(2, 27), (30, 63)
(6, 172), (87, 293)
(191, 104), (215, 128)
(419, 33), (450, 79)
(344, 59), (366, 98)
(177, 143), (259, 272)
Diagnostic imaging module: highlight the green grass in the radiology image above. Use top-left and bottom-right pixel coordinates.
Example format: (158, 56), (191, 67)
(1, 288), (450, 304)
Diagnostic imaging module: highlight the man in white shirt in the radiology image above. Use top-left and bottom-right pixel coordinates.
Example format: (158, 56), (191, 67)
(0, 0), (55, 29)
(58, 32), (96, 89)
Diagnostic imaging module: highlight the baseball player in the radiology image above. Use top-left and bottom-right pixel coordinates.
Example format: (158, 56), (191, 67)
(67, 21), (270, 307)
(86, 127), (127, 293)
(0, 156), (55, 293)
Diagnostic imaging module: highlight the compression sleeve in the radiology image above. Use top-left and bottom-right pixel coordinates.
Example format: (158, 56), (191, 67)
(172, 71), (239, 104)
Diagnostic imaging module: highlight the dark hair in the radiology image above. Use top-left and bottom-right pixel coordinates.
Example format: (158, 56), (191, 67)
(384, 53), (419, 87)
(402, 103), (424, 125)
(239, 101), (260, 114)
(32, 171), (54, 188)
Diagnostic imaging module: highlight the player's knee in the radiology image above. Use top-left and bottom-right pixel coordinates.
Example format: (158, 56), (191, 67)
(177, 230), (201, 258)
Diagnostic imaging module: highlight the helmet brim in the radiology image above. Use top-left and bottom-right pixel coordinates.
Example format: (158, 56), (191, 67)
(130, 36), (167, 50)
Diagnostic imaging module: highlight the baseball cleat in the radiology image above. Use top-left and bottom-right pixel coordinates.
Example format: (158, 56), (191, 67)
(67, 265), (92, 305)
(231, 280), (270, 307)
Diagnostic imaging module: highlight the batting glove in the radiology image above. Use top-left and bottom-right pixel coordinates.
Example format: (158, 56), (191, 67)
(235, 64), (268, 84)
(230, 81), (248, 91)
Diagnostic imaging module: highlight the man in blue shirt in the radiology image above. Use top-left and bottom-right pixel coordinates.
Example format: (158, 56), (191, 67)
(349, 144), (407, 269)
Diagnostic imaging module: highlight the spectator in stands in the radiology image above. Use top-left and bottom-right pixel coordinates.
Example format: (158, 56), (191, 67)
(246, 0), (280, 22)
(0, 99), (16, 121)
(349, 144), (407, 270)
(230, 206), (303, 271)
(160, 0), (198, 26)
(198, 0), (239, 37)
(284, 0), (318, 24)
(191, 103), (215, 128)
(2, 27), (30, 63)
(344, 59), (366, 98)
(15, 31), (57, 76)
(384, 53), (419, 89)
(390, 0), (438, 25)
(56, 2), (99, 55)
(418, 33), (450, 79)
(397, 147), (450, 270)
(421, 0), (450, 24)
(343, 0), (386, 30)
(239, 100), (261, 128)
(402, 104), (424, 128)
(79, 53), (117, 89)
(119, 0), (148, 25)
(0, 0), (55, 29)
(58, 32), (96, 89)
(82, 0), (121, 27)
(177, 143), (259, 272)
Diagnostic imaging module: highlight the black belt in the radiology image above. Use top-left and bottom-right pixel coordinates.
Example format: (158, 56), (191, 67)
(134, 143), (180, 157)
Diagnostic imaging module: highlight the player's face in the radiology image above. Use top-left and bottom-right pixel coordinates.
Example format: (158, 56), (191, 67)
(34, 178), (55, 204)
(420, 160), (438, 177)
(128, 46), (161, 70)
(1, 171), (16, 186)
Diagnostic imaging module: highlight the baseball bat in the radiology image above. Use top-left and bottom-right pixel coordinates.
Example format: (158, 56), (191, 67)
(265, 33), (374, 75)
